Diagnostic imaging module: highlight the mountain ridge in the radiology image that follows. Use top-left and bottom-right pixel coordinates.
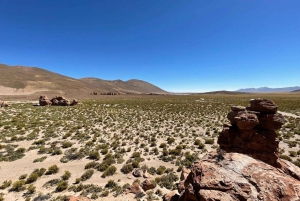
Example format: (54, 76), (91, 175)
(0, 63), (168, 98)
(236, 86), (300, 93)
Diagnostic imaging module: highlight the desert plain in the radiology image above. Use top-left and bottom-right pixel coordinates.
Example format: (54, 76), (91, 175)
(0, 94), (300, 201)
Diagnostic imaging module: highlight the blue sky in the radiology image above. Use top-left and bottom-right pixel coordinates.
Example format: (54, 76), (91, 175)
(0, 1), (299, 92)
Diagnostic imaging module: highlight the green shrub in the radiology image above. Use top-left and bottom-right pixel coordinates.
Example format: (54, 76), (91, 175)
(19, 174), (27, 180)
(61, 141), (73, 148)
(61, 170), (71, 180)
(88, 150), (100, 160)
(157, 166), (166, 175)
(280, 155), (292, 162)
(26, 184), (36, 194)
(289, 151), (297, 157)
(101, 190), (109, 197)
(10, 180), (25, 192)
(25, 173), (39, 184)
(33, 156), (47, 163)
(102, 165), (117, 178)
(204, 138), (214, 144)
(81, 169), (94, 181)
(121, 164), (134, 174)
(105, 180), (117, 188)
(0, 180), (12, 189)
(85, 161), (99, 169)
(167, 137), (175, 144)
(56, 180), (68, 192)
(46, 165), (59, 175)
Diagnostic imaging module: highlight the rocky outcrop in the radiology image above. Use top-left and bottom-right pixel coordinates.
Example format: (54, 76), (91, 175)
(141, 179), (155, 191)
(39, 95), (81, 106)
(51, 96), (70, 106)
(132, 168), (143, 177)
(177, 98), (300, 201)
(39, 95), (52, 106)
(128, 182), (142, 194)
(218, 98), (285, 166)
(178, 151), (300, 201)
(0, 100), (8, 107)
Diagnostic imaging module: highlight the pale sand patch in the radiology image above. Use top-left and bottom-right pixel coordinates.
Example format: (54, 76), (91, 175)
(0, 86), (49, 95)
(279, 111), (300, 118)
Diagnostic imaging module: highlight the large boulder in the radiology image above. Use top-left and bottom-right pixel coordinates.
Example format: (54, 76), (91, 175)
(39, 96), (51, 106)
(178, 151), (300, 201)
(248, 98), (278, 113)
(257, 113), (286, 130)
(141, 179), (155, 191)
(218, 98), (284, 166)
(132, 168), (143, 177)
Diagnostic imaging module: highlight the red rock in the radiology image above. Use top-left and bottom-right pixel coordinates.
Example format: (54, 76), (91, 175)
(70, 99), (82, 106)
(235, 111), (259, 130)
(231, 106), (246, 111)
(179, 151), (300, 201)
(132, 168), (143, 177)
(180, 167), (191, 181)
(249, 98), (278, 113)
(128, 182), (142, 194)
(258, 113), (286, 130)
(163, 190), (180, 201)
(39, 95), (51, 106)
(141, 179), (155, 191)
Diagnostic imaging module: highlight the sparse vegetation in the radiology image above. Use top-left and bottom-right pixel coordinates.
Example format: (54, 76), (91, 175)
(0, 95), (300, 200)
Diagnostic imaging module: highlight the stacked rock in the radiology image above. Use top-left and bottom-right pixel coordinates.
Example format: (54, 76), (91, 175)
(39, 95), (81, 106)
(50, 96), (70, 106)
(39, 96), (52, 106)
(218, 98), (285, 166)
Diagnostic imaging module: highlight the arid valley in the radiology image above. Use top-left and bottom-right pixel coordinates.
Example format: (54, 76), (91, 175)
(1, 93), (300, 200)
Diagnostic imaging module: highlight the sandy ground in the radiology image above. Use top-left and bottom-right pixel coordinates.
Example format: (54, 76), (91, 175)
(0, 86), (48, 96)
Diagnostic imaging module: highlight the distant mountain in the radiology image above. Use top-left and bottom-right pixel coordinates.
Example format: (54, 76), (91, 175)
(80, 78), (168, 94)
(291, 89), (300, 93)
(236, 86), (300, 93)
(0, 63), (168, 98)
(200, 90), (250, 95)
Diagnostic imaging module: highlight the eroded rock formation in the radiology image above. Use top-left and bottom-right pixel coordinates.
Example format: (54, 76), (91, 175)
(39, 95), (81, 106)
(218, 98), (285, 165)
(178, 151), (300, 201)
(176, 98), (300, 201)
(39, 95), (52, 106)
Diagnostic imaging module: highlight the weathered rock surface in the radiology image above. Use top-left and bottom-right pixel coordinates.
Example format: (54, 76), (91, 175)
(128, 182), (142, 194)
(218, 98), (284, 166)
(178, 151), (300, 201)
(163, 190), (180, 201)
(143, 171), (152, 178)
(51, 96), (70, 106)
(141, 179), (155, 191)
(132, 168), (143, 177)
(257, 112), (286, 130)
(180, 167), (191, 181)
(39, 95), (51, 106)
(39, 95), (81, 106)
(248, 98), (278, 113)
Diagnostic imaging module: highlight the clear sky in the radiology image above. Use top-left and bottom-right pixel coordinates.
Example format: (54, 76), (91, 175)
(0, 1), (299, 92)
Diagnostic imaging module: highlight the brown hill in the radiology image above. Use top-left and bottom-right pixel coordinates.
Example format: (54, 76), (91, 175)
(80, 78), (168, 94)
(0, 63), (168, 98)
(291, 89), (300, 93)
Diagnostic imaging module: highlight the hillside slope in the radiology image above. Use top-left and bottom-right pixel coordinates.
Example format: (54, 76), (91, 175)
(0, 63), (168, 97)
